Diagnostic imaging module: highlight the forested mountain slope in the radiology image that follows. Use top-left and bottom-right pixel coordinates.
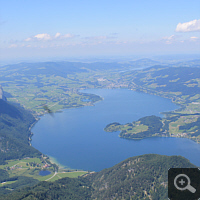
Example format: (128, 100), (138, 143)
(0, 99), (41, 165)
(87, 154), (195, 200)
(2, 154), (196, 200)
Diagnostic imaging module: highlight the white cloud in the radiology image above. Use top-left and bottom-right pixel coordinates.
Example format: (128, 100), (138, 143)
(163, 35), (175, 40)
(190, 36), (199, 42)
(176, 19), (200, 32)
(55, 33), (77, 39)
(34, 33), (51, 40)
(62, 33), (74, 38)
(55, 32), (61, 38)
(190, 36), (198, 39)
(162, 35), (176, 44)
(25, 37), (32, 42)
(24, 33), (76, 42)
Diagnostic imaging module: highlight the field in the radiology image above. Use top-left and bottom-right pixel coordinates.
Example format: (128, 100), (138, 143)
(0, 157), (87, 183)
(0, 61), (200, 189)
(47, 171), (87, 182)
(2, 70), (104, 115)
(0, 158), (42, 170)
(121, 122), (148, 134)
(0, 181), (17, 187)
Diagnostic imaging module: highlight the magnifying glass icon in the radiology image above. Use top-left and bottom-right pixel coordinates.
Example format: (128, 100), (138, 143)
(174, 174), (196, 193)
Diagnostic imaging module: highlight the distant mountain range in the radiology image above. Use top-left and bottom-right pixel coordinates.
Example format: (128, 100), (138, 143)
(1, 58), (199, 79)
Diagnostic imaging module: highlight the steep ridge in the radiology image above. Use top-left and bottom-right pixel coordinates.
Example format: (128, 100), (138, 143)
(0, 96), (41, 165)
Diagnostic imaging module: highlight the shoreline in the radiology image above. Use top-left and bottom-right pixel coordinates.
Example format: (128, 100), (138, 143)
(48, 155), (72, 170)
(48, 155), (88, 172)
(29, 88), (199, 171)
(29, 90), (104, 171)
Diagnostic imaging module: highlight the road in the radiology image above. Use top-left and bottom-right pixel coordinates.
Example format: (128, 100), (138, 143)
(45, 171), (57, 181)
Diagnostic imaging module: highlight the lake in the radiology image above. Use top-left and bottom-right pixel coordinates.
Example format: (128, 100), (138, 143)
(31, 89), (200, 171)
(39, 170), (51, 176)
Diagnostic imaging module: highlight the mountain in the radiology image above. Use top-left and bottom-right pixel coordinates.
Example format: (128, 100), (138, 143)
(129, 58), (160, 65)
(0, 99), (21, 119)
(120, 65), (200, 98)
(0, 60), (161, 82)
(0, 62), (88, 79)
(0, 61), (130, 80)
(87, 154), (195, 200)
(0, 61), (200, 199)
(0, 97), (41, 165)
(1, 154), (196, 200)
(175, 59), (200, 68)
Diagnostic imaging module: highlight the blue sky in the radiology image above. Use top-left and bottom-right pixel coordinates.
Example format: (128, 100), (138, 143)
(1, 0), (200, 61)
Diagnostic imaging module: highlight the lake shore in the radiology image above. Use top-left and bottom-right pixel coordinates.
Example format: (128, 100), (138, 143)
(48, 155), (71, 170)
(31, 89), (200, 171)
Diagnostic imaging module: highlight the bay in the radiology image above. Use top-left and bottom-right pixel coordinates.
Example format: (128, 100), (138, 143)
(31, 89), (200, 171)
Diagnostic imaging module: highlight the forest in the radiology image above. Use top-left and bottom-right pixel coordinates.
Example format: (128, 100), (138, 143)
(0, 60), (200, 199)
(1, 154), (196, 200)
(0, 99), (41, 165)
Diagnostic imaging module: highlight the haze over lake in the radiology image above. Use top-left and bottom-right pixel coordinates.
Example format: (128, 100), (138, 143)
(32, 89), (200, 171)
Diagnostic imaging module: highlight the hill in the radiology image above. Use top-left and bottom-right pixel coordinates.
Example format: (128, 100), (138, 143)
(0, 99), (41, 165)
(87, 154), (195, 200)
(105, 65), (200, 142)
(1, 154), (196, 200)
(131, 66), (200, 96)
(0, 61), (130, 81)
(127, 58), (161, 68)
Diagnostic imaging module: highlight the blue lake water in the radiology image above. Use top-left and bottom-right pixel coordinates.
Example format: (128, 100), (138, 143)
(31, 89), (200, 171)
(39, 170), (51, 176)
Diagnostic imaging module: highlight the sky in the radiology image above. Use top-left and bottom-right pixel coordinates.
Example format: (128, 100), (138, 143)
(0, 0), (200, 62)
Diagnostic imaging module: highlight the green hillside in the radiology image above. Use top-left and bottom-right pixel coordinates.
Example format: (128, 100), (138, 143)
(0, 61), (200, 198)
(105, 115), (164, 139)
(1, 176), (92, 200)
(105, 66), (200, 142)
(88, 154), (195, 200)
(0, 99), (41, 165)
(1, 154), (196, 200)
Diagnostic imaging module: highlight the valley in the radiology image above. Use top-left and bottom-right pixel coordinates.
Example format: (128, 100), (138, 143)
(0, 59), (200, 199)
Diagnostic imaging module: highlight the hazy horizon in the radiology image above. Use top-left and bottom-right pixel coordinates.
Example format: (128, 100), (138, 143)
(1, 0), (200, 62)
